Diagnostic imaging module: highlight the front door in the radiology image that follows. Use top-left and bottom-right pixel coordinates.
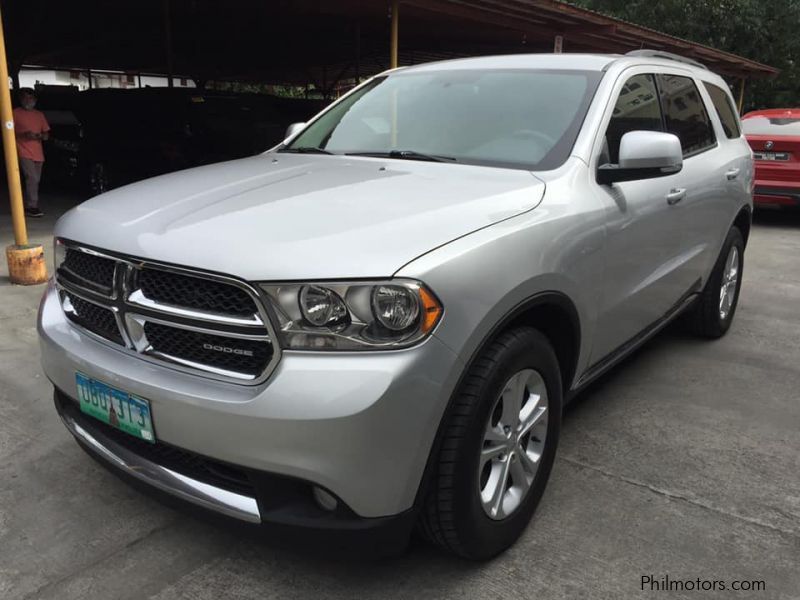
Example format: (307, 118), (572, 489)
(590, 72), (699, 363)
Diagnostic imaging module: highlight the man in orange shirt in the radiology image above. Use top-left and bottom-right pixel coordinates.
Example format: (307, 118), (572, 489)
(13, 88), (50, 218)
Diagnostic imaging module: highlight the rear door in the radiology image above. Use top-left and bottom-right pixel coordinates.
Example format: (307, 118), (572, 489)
(689, 80), (753, 277)
(655, 74), (739, 288)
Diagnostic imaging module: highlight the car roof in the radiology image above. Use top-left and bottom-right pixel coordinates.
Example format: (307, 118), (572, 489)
(392, 52), (716, 76)
(397, 53), (618, 73)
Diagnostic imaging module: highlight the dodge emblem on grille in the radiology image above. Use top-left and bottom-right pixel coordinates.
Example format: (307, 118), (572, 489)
(202, 343), (255, 357)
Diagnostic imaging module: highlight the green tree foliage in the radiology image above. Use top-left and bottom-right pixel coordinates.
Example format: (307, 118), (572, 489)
(575, 0), (800, 110)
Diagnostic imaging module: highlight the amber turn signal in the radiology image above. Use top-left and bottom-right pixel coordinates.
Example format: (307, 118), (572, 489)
(419, 286), (443, 333)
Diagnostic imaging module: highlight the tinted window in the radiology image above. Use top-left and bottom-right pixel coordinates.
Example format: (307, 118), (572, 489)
(604, 74), (662, 164)
(285, 69), (603, 171)
(703, 82), (741, 139)
(657, 74), (716, 156)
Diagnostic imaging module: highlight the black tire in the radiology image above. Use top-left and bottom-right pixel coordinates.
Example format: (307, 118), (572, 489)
(688, 226), (745, 338)
(419, 327), (562, 559)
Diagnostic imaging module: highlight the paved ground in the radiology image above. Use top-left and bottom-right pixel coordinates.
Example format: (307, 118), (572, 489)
(1, 193), (799, 599)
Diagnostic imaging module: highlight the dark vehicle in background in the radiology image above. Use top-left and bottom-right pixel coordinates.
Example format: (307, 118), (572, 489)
(38, 87), (326, 196)
(742, 108), (800, 208)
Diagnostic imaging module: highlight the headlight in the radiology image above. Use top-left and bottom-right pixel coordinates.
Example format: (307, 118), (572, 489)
(372, 285), (419, 331)
(299, 285), (349, 328)
(260, 279), (443, 350)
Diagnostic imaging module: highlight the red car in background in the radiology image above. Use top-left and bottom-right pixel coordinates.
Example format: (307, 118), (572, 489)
(742, 109), (800, 208)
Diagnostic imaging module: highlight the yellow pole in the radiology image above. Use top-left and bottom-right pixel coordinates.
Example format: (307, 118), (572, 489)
(390, 0), (399, 69)
(0, 4), (46, 285)
(0, 3), (27, 247)
(738, 77), (746, 115)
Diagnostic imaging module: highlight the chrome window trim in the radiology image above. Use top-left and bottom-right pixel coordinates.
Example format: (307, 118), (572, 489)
(54, 239), (281, 386)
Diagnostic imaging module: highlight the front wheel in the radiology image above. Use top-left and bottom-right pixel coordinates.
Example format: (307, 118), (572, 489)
(419, 327), (562, 559)
(688, 226), (745, 338)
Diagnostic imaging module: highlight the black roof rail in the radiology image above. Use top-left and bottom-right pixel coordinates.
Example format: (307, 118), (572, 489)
(625, 49), (707, 70)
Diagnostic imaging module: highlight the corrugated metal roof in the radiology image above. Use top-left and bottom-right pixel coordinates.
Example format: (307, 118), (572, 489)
(5, 0), (776, 86)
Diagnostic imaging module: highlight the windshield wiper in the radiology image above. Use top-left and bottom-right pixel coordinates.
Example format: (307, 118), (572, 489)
(278, 146), (334, 155)
(346, 150), (457, 163)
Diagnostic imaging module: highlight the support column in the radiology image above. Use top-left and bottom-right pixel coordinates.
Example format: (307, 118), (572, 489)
(164, 0), (175, 88)
(355, 22), (361, 83)
(0, 4), (47, 284)
(390, 0), (399, 69)
(10, 60), (19, 91)
(737, 77), (746, 114)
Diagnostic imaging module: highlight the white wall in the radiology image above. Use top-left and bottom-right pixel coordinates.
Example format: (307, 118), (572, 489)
(18, 69), (195, 91)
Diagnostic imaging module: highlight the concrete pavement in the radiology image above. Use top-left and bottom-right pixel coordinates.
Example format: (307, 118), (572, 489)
(1, 194), (798, 599)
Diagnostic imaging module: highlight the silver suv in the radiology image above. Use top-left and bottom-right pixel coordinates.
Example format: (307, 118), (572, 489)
(39, 52), (752, 559)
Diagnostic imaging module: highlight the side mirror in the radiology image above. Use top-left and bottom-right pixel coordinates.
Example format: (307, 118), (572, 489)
(284, 122), (306, 140)
(597, 130), (683, 185)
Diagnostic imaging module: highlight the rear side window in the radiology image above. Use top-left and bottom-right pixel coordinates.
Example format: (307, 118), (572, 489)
(604, 73), (663, 163)
(703, 82), (741, 139)
(656, 74), (716, 156)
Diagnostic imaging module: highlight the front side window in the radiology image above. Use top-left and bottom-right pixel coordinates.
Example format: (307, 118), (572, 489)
(283, 69), (602, 171)
(604, 73), (662, 164)
(703, 82), (741, 139)
(656, 74), (716, 156)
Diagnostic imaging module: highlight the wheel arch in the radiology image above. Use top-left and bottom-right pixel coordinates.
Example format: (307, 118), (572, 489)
(732, 205), (752, 247)
(497, 292), (582, 394)
(412, 291), (581, 512)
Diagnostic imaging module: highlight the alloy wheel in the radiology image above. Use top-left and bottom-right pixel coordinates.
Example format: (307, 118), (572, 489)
(719, 245), (740, 320)
(478, 368), (548, 520)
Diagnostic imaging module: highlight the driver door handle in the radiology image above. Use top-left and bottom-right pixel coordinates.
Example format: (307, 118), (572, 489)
(726, 168), (741, 180)
(666, 188), (686, 205)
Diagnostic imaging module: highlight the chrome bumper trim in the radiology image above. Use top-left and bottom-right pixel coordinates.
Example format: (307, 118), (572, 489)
(60, 413), (262, 523)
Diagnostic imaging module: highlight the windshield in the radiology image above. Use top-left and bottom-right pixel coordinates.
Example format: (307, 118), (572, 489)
(742, 116), (800, 137)
(283, 69), (602, 170)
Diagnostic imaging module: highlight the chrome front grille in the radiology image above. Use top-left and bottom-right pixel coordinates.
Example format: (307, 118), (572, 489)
(55, 242), (279, 384)
(61, 291), (125, 345)
(60, 247), (116, 295)
(137, 268), (258, 318)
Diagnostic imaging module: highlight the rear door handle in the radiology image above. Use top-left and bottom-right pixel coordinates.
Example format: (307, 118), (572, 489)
(666, 188), (686, 205)
(726, 168), (741, 180)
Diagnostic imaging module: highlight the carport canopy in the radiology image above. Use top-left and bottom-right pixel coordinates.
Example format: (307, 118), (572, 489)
(3, 0), (778, 93)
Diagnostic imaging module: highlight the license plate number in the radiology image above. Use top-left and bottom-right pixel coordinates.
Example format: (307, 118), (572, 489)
(754, 151), (789, 161)
(75, 372), (156, 443)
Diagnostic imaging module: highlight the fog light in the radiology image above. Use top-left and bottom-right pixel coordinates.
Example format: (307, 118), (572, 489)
(312, 486), (338, 511)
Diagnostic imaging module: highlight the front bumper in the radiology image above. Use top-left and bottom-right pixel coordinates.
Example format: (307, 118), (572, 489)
(39, 281), (463, 523)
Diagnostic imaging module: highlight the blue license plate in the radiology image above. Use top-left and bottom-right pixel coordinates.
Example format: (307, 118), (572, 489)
(75, 372), (156, 443)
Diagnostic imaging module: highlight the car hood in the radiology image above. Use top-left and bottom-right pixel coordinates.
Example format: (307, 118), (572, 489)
(56, 153), (545, 280)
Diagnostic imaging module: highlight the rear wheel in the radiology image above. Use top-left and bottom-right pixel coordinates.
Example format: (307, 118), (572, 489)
(419, 327), (562, 559)
(688, 226), (744, 338)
